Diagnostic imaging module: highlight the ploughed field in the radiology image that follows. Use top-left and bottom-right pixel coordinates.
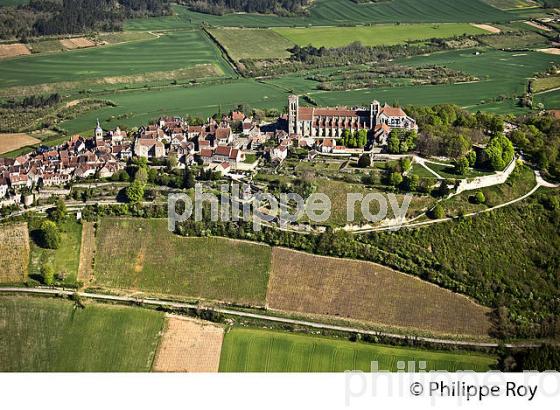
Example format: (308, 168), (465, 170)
(219, 328), (496, 372)
(267, 248), (492, 337)
(0, 223), (29, 283)
(93, 218), (271, 305)
(0, 296), (164, 371)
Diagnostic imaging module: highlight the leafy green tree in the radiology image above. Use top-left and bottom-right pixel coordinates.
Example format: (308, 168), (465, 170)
(183, 167), (196, 189)
(47, 198), (66, 223)
(41, 263), (55, 286)
(356, 129), (368, 147)
(404, 174), (419, 191)
(430, 204), (445, 219)
(474, 191), (486, 204)
(484, 134), (514, 171)
(387, 133), (400, 154)
(389, 172), (403, 187)
(38, 220), (61, 249)
(135, 167), (149, 184)
(454, 157), (470, 175)
(400, 157), (412, 172)
(167, 153), (178, 170)
(467, 150), (477, 167)
(357, 154), (371, 168)
(126, 180), (145, 203)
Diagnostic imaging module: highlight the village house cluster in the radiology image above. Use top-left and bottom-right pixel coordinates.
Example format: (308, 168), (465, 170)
(0, 96), (417, 207)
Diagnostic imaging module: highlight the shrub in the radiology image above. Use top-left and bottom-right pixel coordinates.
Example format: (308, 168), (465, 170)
(430, 204), (445, 219)
(41, 263), (55, 286)
(474, 191), (486, 204)
(357, 154), (371, 168)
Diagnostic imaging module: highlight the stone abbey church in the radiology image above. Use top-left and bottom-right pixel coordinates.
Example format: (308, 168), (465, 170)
(287, 95), (417, 144)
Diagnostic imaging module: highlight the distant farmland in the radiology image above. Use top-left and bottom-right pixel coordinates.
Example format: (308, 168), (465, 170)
(267, 248), (491, 337)
(0, 223), (29, 283)
(93, 218), (271, 305)
(207, 28), (294, 61)
(0, 29), (232, 91)
(272, 23), (486, 48)
(219, 328), (496, 372)
(0, 297), (164, 371)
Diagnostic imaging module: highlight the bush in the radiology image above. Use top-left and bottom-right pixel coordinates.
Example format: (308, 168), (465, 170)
(357, 154), (371, 168)
(430, 204), (445, 219)
(41, 263), (55, 286)
(389, 172), (403, 187)
(474, 191), (486, 204)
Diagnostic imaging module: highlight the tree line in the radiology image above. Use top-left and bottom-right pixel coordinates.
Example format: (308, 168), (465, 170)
(0, 0), (171, 40)
(178, 0), (309, 16)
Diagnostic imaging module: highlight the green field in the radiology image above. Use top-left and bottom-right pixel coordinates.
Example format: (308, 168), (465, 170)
(0, 29), (232, 90)
(219, 328), (496, 372)
(273, 23), (487, 48)
(483, 0), (538, 9)
(0, 296), (164, 371)
(125, 1), (514, 30)
(93, 218), (271, 305)
(208, 28), (294, 60)
(29, 218), (82, 285)
(53, 48), (560, 136)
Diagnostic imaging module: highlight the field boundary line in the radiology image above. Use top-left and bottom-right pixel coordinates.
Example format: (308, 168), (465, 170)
(0, 287), (541, 349)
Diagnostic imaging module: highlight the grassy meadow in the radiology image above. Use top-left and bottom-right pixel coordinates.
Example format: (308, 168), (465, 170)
(219, 328), (496, 372)
(29, 218), (82, 285)
(0, 296), (164, 371)
(207, 28), (294, 60)
(273, 23), (487, 48)
(93, 218), (271, 305)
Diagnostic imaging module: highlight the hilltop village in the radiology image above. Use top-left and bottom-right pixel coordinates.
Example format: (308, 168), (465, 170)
(0, 96), (415, 206)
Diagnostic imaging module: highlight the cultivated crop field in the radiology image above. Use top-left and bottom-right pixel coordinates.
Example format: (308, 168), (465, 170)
(219, 328), (496, 372)
(207, 28), (294, 60)
(0, 133), (40, 154)
(153, 315), (224, 372)
(0, 29), (232, 91)
(267, 248), (492, 337)
(77, 221), (96, 285)
(134, 0), (514, 29)
(272, 23), (487, 48)
(93, 218), (271, 305)
(0, 223), (29, 283)
(0, 296), (164, 371)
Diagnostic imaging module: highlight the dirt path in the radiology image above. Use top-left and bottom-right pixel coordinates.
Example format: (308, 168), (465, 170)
(0, 287), (541, 348)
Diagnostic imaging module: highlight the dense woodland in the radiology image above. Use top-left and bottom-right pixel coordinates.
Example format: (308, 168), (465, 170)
(178, 0), (309, 16)
(0, 0), (171, 40)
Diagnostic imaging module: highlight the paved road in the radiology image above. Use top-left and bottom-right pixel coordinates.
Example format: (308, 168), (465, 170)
(0, 287), (540, 349)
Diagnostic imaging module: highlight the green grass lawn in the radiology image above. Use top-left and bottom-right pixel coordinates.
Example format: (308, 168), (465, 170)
(219, 328), (496, 372)
(273, 23), (487, 49)
(0, 296), (164, 371)
(93, 218), (272, 305)
(207, 28), (294, 61)
(425, 162), (494, 179)
(29, 218), (82, 285)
